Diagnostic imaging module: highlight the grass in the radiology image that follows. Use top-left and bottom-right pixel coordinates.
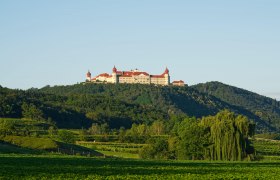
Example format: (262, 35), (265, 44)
(1, 135), (58, 150)
(1, 155), (280, 179)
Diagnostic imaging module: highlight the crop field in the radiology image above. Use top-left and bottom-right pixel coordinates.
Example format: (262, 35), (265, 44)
(1, 155), (280, 179)
(78, 142), (144, 158)
(253, 139), (280, 156)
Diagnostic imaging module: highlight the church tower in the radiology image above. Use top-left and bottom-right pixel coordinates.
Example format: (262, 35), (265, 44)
(112, 66), (118, 84)
(164, 67), (170, 85)
(86, 70), (91, 81)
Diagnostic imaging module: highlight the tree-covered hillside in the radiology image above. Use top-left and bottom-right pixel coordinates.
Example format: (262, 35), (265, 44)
(192, 81), (280, 132)
(1, 82), (280, 132)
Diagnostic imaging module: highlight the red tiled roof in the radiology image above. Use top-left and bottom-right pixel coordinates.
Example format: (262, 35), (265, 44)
(122, 71), (150, 76)
(123, 71), (133, 76)
(172, 80), (184, 83)
(134, 72), (150, 76)
(90, 67), (170, 80)
(150, 68), (170, 78)
(95, 73), (111, 78)
(151, 75), (165, 78)
(116, 71), (123, 75)
(120, 75), (132, 77)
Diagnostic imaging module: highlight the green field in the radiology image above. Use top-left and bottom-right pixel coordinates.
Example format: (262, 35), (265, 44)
(1, 155), (280, 179)
(78, 142), (144, 159)
(1, 117), (280, 179)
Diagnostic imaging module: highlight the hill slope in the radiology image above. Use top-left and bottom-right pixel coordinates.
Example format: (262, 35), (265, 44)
(1, 82), (280, 132)
(192, 81), (280, 132)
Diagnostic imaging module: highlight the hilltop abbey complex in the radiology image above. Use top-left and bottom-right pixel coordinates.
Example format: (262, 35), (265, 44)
(86, 66), (185, 86)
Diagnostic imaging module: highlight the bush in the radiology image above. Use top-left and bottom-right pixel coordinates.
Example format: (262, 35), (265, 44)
(57, 130), (75, 144)
(140, 138), (169, 159)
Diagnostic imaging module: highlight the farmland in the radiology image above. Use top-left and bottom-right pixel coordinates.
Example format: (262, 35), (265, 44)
(78, 141), (144, 158)
(1, 155), (280, 179)
(1, 117), (280, 179)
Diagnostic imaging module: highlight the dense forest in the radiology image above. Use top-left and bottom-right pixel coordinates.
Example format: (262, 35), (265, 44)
(193, 82), (280, 131)
(1, 82), (280, 132)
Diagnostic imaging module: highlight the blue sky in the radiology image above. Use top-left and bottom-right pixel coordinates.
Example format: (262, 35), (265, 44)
(0, 1), (280, 99)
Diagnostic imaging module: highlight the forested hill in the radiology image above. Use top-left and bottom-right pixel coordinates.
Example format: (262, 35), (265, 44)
(39, 83), (228, 121)
(1, 82), (280, 132)
(39, 83), (280, 132)
(192, 81), (280, 131)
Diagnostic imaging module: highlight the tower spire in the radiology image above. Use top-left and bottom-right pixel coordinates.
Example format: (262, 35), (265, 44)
(113, 65), (117, 73)
(164, 67), (169, 74)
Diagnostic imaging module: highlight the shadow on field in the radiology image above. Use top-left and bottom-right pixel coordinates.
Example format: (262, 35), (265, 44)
(0, 141), (40, 154)
(1, 156), (280, 177)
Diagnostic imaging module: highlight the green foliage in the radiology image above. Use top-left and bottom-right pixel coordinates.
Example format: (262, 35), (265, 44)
(0, 119), (16, 135)
(79, 128), (89, 141)
(0, 118), (54, 137)
(1, 82), (280, 132)
(89, 123), (110, 135)
(21, 102), (44, 120)
(140, 138), (170, 159)
(201, 110), (255, 161)
(48, 126), (57, 138)
(141, 110), (256, 161)
(150, 120), (165, 135)
(193, 81), (280, 132)
(253, 139), (280, 156)
(57, 130), (75, 144)
(176, 117), (207, 160)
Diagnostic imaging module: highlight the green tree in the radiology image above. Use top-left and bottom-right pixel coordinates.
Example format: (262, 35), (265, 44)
(150, 120), (165, 135)
(79, 128), (88, 141)
(0, 119), (16, 136)
(89, 123), (101, 135)
(201, 110), (255, 161)
(100, 123), (109, 135)
(176, 117), (207, 160)
(140, 138), (169, 159)
(57, 130), (75, 144)
(118, 127), (126, 142)
(21, 102), (44, 120)
(48, 126), (57, 138)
